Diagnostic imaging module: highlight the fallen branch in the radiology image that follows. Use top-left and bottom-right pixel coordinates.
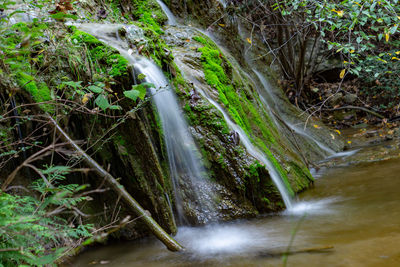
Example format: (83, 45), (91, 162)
(48, 115), (184, 252)
(259, 245), (334, 258)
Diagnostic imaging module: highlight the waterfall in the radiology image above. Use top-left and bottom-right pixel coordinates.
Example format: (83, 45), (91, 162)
(236, 20), (336, 156)
(75, 24), (217, 224)
(155, 4), (295, 209)
(156, 0), (177, 25)
(253, 70), (336, 156)
(177, 64), (294, 209)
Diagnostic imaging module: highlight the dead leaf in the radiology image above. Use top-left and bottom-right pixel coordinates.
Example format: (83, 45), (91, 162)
(339, 69), (346, 79)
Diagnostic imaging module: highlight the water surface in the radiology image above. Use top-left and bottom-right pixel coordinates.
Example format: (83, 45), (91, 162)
(72, 156), (400, 266)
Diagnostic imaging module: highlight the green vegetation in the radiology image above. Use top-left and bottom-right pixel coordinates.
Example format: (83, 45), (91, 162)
(16, 72), (53, 112)
(239, 0), (400, 105)
(70, 29), (129, 77)
(0, 166), (93, 267)
(0, 2), (163, 265)
(193, 35), (294, 194)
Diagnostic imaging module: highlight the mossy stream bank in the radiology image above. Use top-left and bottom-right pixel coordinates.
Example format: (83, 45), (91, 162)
(1, 0), (344, 253)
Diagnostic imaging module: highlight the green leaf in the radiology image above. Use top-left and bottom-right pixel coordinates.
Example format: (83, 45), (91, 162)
(62, 81), (82, 90)
(125, 83), (150, 101)
(109, 105), (122, 110)
(95, 95), (110, 111)
(87, 85), (103, 93)
(123, 89), (140, 101)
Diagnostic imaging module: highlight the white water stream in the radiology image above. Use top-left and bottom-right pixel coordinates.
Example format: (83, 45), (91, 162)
(156, 0), (177, 25)
(253, 70), (336, 156)
(183, 73), (294, 208)
(156, 1), (295, 208)
(74, 23), (217, 224)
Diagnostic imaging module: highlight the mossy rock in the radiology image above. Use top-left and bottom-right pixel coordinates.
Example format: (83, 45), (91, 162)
(16, 72), (53, 113)
(70, 29), (129, 77)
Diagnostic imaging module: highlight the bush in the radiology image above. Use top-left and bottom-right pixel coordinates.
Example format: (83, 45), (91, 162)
(0, 166), (93, 267)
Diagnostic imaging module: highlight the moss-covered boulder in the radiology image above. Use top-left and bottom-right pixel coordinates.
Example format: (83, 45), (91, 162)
(162, 26), (314, 213)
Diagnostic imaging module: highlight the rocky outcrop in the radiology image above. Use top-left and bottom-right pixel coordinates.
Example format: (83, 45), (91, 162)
(166, 0), (344, 162)
(162, 26), (314, 212)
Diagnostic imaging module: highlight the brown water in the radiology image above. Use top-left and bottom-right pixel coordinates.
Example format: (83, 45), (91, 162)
(72, 156), (400, 267)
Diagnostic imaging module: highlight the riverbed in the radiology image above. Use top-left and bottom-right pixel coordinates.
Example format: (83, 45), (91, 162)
(72, 148), (400, 266)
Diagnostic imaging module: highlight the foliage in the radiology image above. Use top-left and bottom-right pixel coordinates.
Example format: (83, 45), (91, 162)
(358, 47), (400, 109)
(193, 35), (294, 195)
(0, 3), (151, 265)
(0, 166), (93, 267)
(277, 0), (400, 77)
(123, 83), (152, 101)
(237, 0), (399, 96)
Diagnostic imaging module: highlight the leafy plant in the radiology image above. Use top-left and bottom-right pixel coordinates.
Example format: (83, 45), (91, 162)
(123, 82), (153, 101)
(0, 166), (92, 266)
(238, 0), (400, 95)
(0, 165), (93, 267)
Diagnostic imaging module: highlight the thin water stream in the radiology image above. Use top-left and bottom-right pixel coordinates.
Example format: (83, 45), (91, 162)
(74, 23), (218, 224)
(154, 2), (296, 208)
(72, 154), (400, 266)
(175, 61), (294, 208)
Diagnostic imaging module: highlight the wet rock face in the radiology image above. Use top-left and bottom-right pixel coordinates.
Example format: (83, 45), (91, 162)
(168, 0), (224, 26)
(162, 25), (310, 215)
(164, 0), (344, 163)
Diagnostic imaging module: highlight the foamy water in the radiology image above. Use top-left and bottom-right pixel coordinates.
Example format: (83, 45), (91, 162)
(284, 198), (340, 216)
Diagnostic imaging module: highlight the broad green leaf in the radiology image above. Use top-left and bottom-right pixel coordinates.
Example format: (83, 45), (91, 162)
(95, 95), (110, 111)
(109, 105), (122, 110)
(87, 85), (103, 93)
(124, 89), (140, 101)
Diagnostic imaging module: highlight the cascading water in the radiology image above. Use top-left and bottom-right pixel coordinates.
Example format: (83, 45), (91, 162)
(235, 20), (338, 157)
(155, 1), (295, 209)
(253, 70), (336, 155)
(177, 67), (294, 208)
(156, 0), (177, 25)
(75, 23), (217, 224)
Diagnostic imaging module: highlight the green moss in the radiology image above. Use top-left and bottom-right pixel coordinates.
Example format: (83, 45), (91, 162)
(132, 0), (166, 34)
(16, 72), (53, 112)
(195, 36), (274, 140)
(288, 161), (314, 191)
(261, 197), (271, 205)
(70, 30), (129, 77)
(193, 35), (299, 196)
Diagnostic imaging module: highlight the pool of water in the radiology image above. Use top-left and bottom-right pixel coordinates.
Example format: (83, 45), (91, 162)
(72, 156), (400, 266)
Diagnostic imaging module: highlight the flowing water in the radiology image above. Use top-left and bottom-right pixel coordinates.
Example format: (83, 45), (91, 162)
(72, 154), (400, 266)
(253, 70), (336, 156)
(156, 0), (177, 25)
(154, 1), (295, 208)
(175, 67), (294, 209)
(74, 23), (218, 224)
